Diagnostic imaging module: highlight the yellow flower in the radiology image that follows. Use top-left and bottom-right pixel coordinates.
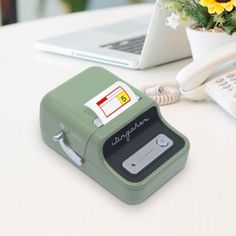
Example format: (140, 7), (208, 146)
(199, 0), (236, 14)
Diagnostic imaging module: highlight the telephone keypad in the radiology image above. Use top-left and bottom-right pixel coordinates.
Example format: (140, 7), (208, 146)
(223, 85), (231, 89)
(206, 70), (236, 118)
(216, 78), (224, 83)
(226, 73), (236, 78)
(219, 81), (227, 86)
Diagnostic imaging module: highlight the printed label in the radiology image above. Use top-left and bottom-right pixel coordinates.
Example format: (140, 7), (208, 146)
(85, 82), (138, 125)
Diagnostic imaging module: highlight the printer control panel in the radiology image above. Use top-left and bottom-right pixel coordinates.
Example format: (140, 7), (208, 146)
(103, 107), (185, 183)
(122, 134), (173, 174)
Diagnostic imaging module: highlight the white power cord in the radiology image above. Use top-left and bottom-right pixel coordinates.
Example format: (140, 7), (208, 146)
(142, 83), (181, 106)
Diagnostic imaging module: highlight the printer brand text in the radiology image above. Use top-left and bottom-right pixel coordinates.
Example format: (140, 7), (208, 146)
(111, 118), (150, 146)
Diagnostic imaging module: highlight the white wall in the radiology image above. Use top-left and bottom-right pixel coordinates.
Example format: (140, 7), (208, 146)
(17, 0), (155, 22)
(0, 4), (2, 25)
(17, 0), (62, 22)
(89, 0), (138, 9)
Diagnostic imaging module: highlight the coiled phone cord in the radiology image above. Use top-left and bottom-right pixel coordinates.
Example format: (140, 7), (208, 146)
(142, 83), (181, 106)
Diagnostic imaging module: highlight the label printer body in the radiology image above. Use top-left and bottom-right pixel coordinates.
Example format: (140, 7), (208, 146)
(40, 67), (190, 204)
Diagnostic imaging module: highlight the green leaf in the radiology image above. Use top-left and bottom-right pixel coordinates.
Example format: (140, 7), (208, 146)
(181, 3), (209, 28)
(61, 0), (88, 12)
(222, 25), (236, 35)
(206, 16), (214, 30)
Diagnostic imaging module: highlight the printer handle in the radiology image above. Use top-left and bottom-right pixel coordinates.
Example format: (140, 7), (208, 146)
(53, 132), (84, 166)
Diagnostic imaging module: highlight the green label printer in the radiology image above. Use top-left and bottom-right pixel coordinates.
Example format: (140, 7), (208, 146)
(40, 67), (190, 204)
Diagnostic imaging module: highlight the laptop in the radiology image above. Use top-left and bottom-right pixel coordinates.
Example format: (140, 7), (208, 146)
(35, 2), (191, 70)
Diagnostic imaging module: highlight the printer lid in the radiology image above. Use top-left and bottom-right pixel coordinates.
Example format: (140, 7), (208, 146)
(41, 67), (132, 156)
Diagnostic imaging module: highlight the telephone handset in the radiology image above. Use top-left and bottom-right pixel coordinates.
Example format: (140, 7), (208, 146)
(143, 41), (236, 118)
(177, 41), (236, 98)
(176, 41), (236, 118)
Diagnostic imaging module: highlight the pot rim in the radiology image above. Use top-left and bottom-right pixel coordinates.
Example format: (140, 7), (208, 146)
(186, 25), (235, 35)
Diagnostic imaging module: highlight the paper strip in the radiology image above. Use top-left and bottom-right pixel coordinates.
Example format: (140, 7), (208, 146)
(85, 82), (138, 125)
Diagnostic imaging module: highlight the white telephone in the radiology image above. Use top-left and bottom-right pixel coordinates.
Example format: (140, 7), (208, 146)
(143, 41), (236, 118)
(177, 41), (236, 118)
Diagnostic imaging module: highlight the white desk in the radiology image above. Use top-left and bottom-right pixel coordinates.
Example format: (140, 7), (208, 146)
(0, 4), (236, 236)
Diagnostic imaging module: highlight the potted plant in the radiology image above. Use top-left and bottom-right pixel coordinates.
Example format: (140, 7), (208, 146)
(161, 0), (236, 60)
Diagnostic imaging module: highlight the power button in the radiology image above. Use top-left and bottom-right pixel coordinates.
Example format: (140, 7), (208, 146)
(156, 134), (169, 147)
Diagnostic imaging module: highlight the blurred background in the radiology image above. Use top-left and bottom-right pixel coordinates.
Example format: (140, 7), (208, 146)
(0, 0), (155, 26)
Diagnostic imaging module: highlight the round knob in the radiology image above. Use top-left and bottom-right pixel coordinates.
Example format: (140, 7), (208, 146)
(156, 135), (169, 147)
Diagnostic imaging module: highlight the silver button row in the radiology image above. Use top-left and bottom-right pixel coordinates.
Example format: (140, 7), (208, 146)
(215, 79), (235, 91)
(226, 72), (236, 78)
(219, 81), (227, 86)
(214, 76), (236, 98)
(215, 78), (224, 83)
(223, 84), (231, 89)
(215, 76), (236, 84)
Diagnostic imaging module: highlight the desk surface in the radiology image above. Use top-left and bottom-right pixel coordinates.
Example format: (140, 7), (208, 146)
(0, 4), (236, 236)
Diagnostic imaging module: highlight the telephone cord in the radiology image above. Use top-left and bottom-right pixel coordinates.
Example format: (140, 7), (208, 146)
(142, 83), (181, 106)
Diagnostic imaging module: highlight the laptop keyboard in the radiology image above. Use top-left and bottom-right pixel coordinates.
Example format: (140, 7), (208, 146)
(100, 35), (146, 55)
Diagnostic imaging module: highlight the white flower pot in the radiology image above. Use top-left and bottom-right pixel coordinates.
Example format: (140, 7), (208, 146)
(186, 27), (236, 61)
